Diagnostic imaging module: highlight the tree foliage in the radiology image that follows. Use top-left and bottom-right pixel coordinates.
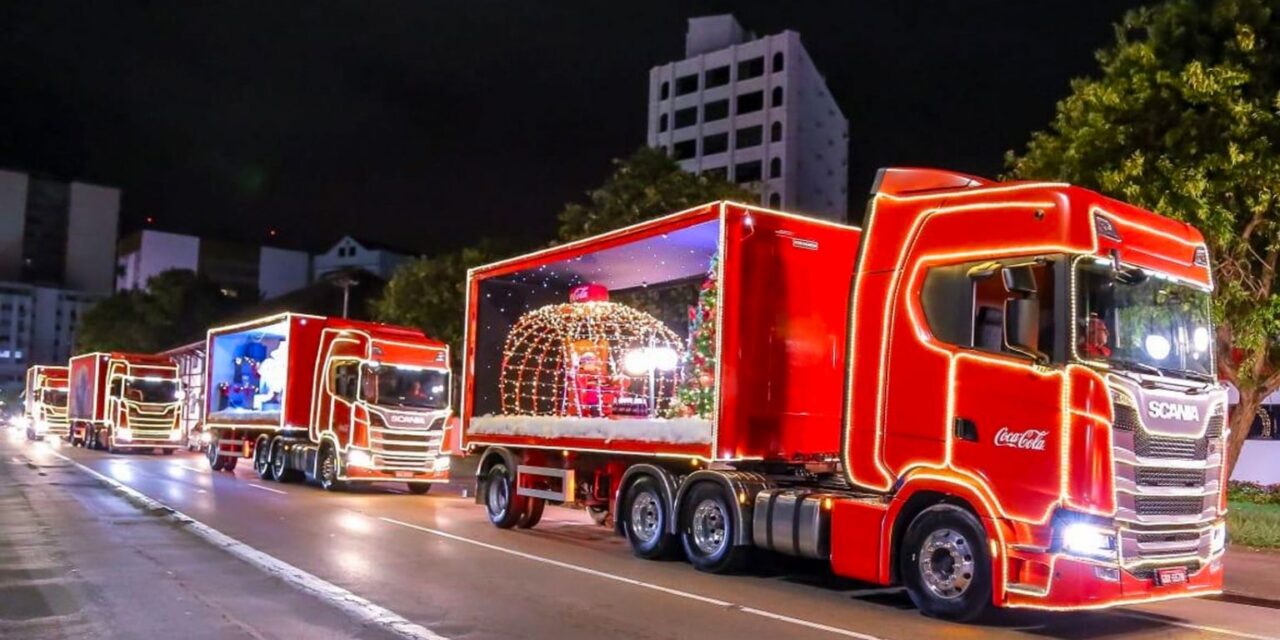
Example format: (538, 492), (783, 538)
(556, 146), (754, 241)
(369, 245), (496, 367)
(77, 269), (251, 353)
(1007, 0), (1280, 474)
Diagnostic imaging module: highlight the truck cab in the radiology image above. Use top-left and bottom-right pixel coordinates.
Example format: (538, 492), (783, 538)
(23, 365), (69, 441)
(835, 168), (1225, 615)
(68, 352), (184, 452)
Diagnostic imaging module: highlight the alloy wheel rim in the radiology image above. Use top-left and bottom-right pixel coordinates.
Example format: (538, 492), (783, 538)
(918, 528), (975, 600)
(630, 492), (660, 543)
(691, 498), (728, 556)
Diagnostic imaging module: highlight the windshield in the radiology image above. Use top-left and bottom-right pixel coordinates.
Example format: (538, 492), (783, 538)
(41, 389), (68, 407)
(123, 378), (180, 403)
(360, 364), (448, 409)
(1074, 259), (1214, 379)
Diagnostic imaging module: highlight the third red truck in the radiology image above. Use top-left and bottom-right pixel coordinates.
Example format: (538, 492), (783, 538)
(458, 168), (1228, 620)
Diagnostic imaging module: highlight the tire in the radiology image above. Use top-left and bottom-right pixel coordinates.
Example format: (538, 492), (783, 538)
(270, 439), (294, 482)
(679, 482), (748, 573)
(622, 476), (676, 559)
(484, 463), (526, 529)
(517, 498), (545, 528)
(900, 504), (993, 622)
(318, 445), (346, 491)
(207, 434), (226, 471)
(253, 436), (275, 480)
(406, 483), (432, 495)
(223, 456), (238, 472)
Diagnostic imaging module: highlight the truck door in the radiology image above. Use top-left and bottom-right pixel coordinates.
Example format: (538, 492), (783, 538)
(324, 361), (359, 446)
(918, 258), (1066, 519)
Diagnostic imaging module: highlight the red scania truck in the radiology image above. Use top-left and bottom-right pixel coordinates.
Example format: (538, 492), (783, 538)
(23, 365), (69, 441)
(202, 313), (452, 493)
(68, 352), (184, 453)
(460, 168), (1227, 620)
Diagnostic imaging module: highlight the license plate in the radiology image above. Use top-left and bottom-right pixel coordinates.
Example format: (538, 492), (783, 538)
(1156, 567), (1187, 586)
(395, 471), (414, 478)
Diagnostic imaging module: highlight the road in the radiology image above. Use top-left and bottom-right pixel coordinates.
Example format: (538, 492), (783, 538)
(4, 430), (1278, 640)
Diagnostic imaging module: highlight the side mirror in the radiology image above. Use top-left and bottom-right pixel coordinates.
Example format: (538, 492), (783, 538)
(1004, 297), (1048, 364)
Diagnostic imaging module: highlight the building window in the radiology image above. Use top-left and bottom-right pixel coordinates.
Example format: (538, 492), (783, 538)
(771, 121), (783, 142)
(773, 52), (784, 73)
(735, 160), (763, 183)
(675, 74), (699, 96)
(771, 86), (783, 107)
(769, 192), (782, 208)
(770, 157), (782, 179)
(672, 139), (698, 160)
(704, 166), (728, 181)
(736, 91), (763, 114)
(703, 132), (729, 155)
(674, 106), (698, 129)
(735, 125), (763, 149)
(660, 81), (670, 100)
(705, 66), (730, 88)
(658, 113), (668, 132)
(703, 99), (729, 122)
(738, 57), (764, 80)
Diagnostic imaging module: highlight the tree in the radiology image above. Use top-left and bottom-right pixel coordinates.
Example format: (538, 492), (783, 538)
(77, 269), (250, 353)
(557, 146), (754, 241)
(370, 245), (496, 368)
(1006, 0), (1280, 475)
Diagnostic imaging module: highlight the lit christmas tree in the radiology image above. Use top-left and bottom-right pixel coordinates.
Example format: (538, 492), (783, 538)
(672, 255), (717, 419)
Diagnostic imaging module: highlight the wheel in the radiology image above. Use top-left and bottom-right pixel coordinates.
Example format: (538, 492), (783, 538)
(517, 498), (545, 528)
(406, 483), (432, 495)
(106, 433), (118, 454)
(623, 476), (676, 559)
(587, 505), (610, 526)
(87, 428), (98, 450)
(318, 445), (346, 491)
(206, 434), (226, 470)
(484, 463), (526, 529)
(253, 436), (275, 480)
(679, 482), (748, 573)
(900, 504), (993, 622)
(270, 439), (293, 482)
(222, 456), (238, 472)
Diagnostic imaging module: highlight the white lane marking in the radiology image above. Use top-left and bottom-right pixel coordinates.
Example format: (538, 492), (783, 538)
(380, 517), (886, 640)
(248, 483), (288, 495)
(51, 451), (448, 640)
(1111, 610), (1280, 640)
(181, 465), (206, 473)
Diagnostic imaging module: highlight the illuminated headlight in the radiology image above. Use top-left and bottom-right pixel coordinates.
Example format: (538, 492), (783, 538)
(14, 416), (31, 430)
(169, 429), (183, 442)
(117, 428), (133, 442)
(433, 456), (451, 472)
(33, 419), (49, 434)
(1061, 522), (1117, 559)
(1211, 522), (1227, 554)
(347, 449), (374, 468)
(199, 431), (213, 445)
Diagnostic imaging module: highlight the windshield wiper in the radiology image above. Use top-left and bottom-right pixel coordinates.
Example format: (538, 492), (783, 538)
(1108, 358), (1163, 377)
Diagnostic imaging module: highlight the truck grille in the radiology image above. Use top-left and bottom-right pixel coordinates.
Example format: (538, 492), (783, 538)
(368, 414), (446, 471)
(1205, 413), (1224, 438)
(1134, 430), (1207, 460)
(1134, 495), (1205, 517)
(1135, 468), (1205, 488)
(1113, 404), (1139, 431)
(1135, 531), (1200, 544)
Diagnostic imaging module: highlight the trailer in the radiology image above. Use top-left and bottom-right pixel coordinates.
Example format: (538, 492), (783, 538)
(23, 365), (69, 440)
(202, 313), (452, 492)
(461, 170), (1227, 620)
(68, 352), (183, 452)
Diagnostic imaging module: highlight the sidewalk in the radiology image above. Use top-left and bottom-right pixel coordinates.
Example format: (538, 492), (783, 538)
(0, 434), (401, 639)
(1225, 547), (1280, 605)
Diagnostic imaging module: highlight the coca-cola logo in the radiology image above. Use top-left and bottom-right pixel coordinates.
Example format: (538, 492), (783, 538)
(994, 427), (1048, 451)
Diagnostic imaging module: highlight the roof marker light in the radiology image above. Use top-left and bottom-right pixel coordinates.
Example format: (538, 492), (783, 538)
(1095, 216), (1121, 241)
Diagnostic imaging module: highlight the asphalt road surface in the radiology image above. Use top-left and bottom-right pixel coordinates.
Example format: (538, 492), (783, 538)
(5, 430), (1278, 640)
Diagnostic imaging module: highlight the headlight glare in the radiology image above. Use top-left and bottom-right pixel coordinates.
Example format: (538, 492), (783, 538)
(1061, 522), (1116, 559)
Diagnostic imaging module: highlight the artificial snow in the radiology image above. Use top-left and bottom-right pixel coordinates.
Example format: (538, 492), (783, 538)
(208, 409), (281, 424)
(469, 414), (713, 444)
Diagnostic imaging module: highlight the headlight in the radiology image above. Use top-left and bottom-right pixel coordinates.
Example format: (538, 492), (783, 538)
(117, 428), (133, 442)
(1061, 522), (1117, 559)
(14, 416), (31, 430)
(169, 429), (182, 442)
(433, 456), (451, 472)
(33, 419), (48, 434)
(1211, 522), (1227, 554)
(347, 449), (373, 468)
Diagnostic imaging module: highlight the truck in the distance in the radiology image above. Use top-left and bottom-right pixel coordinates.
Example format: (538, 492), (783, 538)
(68, 352), (184, 453)
(459, 169), (1227, 620)
(202, 313), (452, 492)
(23, 365), (69, 441)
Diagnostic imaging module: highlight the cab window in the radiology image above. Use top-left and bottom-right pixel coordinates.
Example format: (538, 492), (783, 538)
(920, 257), (1061, 362)
(330, 362), (359, 400)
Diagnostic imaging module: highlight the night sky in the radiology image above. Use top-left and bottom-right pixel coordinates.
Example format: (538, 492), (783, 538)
(1, 1), (1145, 255)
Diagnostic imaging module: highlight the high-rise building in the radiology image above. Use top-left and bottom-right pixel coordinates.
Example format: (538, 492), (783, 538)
(647, 15), (849, 222)
(0, 283), (97, 387)
(115, 229), (311, 300)
(0, 169), (120, 294)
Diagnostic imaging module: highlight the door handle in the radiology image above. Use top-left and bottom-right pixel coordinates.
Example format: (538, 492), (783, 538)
(953, 417), (978, 442)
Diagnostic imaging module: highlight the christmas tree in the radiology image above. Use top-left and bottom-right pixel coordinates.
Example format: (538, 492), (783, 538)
(671, 254), (717, 419)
